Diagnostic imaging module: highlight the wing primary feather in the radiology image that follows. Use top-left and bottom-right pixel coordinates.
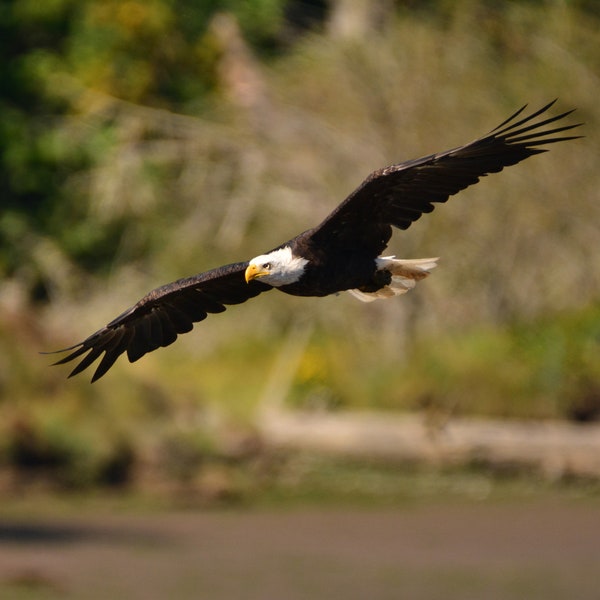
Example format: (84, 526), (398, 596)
(505, 130), (583, 146)
(488, 102), (530, 133)
(51, 344), (89, 366)
(91, 352), (120, 383)
(67, 346), (105, 378)
(500, 114), (580, 143)
(491, 102), (569, 139)
(90, 330), (132, 382)
(490, 99), (558, 135)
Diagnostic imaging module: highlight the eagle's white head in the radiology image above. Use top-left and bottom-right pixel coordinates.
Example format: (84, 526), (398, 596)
(245, 246), (308, 287)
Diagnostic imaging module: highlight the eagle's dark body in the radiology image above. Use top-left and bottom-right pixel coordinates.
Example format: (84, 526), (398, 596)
(282, 233), (386, 296)
(49, 101), (582, 381)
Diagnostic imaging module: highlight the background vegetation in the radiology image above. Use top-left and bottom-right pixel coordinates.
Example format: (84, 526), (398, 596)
(1, 0), (599, 493)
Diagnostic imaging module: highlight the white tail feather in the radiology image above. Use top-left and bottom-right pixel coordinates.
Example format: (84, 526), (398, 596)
(348, 256), (439, 303)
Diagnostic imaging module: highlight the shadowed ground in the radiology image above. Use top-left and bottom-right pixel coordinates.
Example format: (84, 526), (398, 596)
(1, 501), (599, 600)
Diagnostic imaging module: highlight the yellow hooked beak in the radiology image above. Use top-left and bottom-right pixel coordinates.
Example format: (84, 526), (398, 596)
(245, 263), (269, 283)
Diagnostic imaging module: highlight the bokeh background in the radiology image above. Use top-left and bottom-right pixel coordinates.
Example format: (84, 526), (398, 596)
(1, 1), (599, 598)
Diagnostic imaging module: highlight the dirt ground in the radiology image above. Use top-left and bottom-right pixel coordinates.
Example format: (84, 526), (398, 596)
(1, 499), (599, 600)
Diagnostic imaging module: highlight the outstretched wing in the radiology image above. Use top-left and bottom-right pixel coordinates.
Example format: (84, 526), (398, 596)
(48, 262), (272, 382)
(308, 100), (582, 255)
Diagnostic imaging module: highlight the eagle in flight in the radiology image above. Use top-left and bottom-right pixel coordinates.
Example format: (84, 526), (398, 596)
(50, 100), (581, 381)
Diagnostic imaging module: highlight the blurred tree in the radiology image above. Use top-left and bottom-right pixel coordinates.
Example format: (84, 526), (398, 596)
(0, 0), (286, 299)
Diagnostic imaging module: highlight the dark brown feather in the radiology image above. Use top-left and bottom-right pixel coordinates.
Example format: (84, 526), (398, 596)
(47, 262), (271, 382)
(307, 100), (582, 255)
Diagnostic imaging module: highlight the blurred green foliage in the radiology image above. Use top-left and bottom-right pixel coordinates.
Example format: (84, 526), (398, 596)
(1, 0), (284, 290)
(1, 0), (599, 493)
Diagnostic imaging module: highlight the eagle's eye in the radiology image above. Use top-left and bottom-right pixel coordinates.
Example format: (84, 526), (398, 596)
(262, 262), (271, 270)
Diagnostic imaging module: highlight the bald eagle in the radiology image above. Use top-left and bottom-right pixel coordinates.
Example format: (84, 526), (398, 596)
(50, 100), (581, 381)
